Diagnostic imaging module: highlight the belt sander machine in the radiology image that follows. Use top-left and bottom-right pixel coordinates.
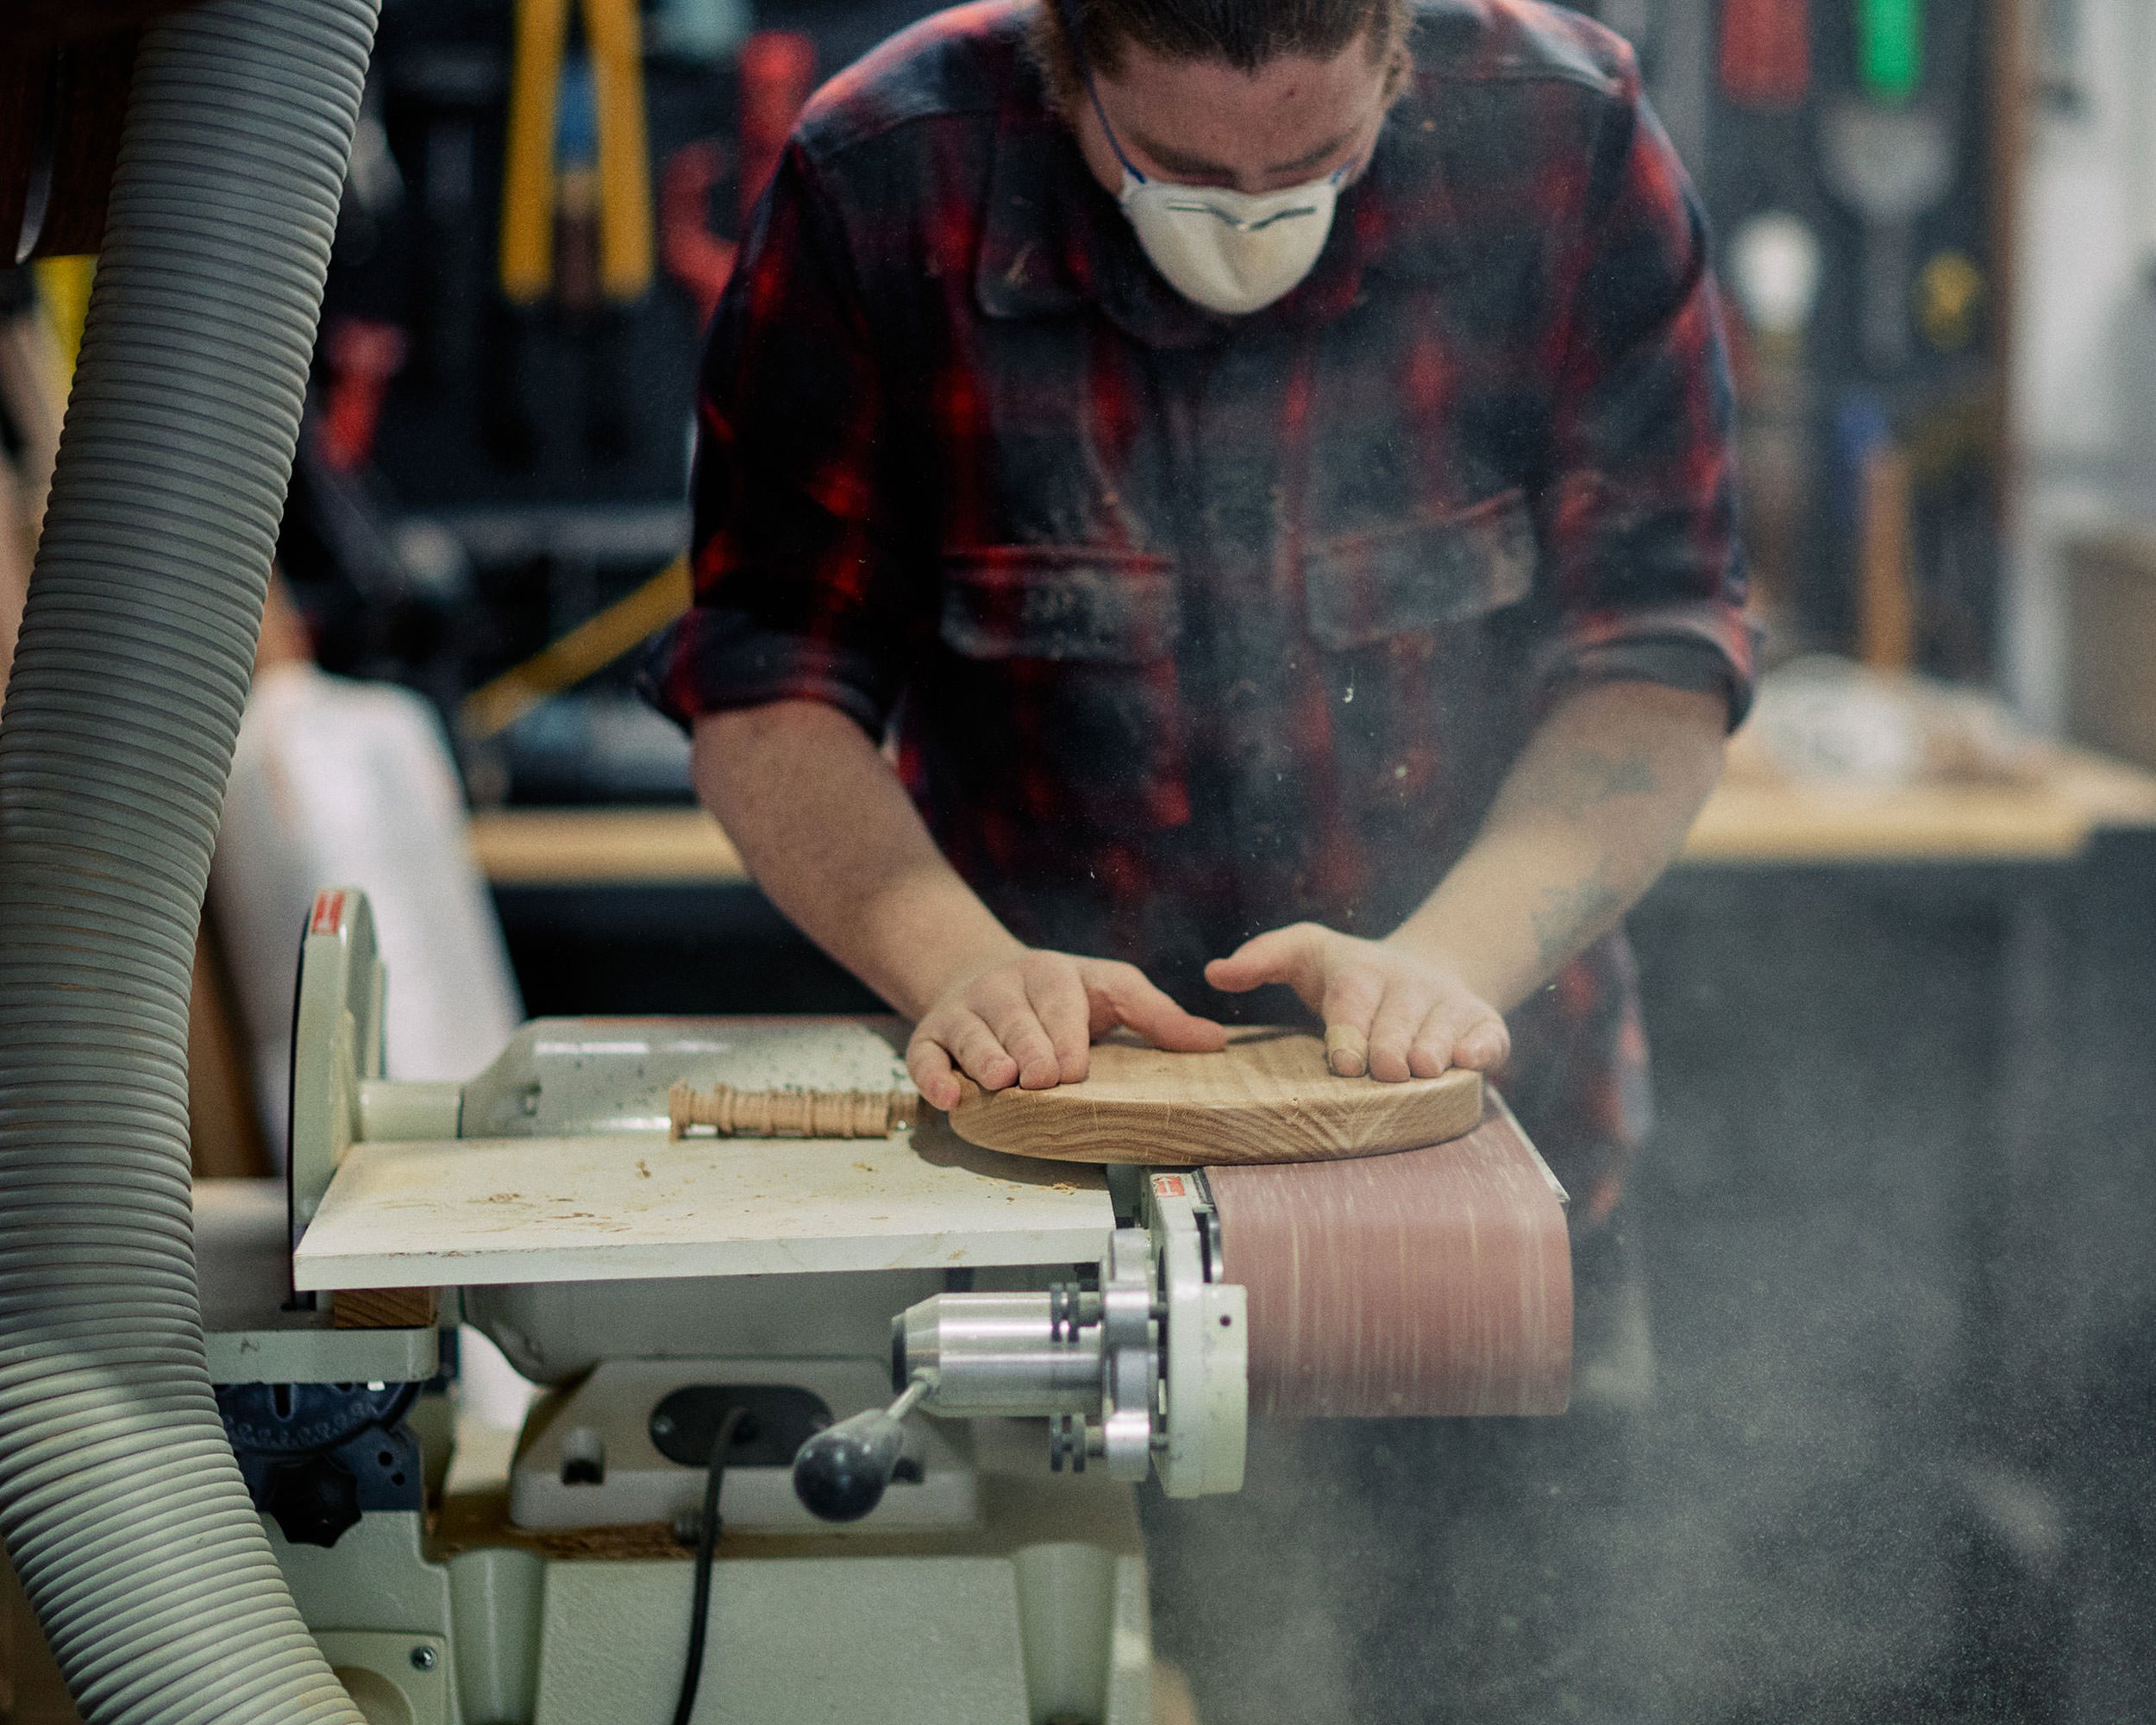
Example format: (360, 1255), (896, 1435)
(198, 889), (1571, 1725)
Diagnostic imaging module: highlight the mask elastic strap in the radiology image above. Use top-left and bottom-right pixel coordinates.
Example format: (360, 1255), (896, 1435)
(1053, 0), (1150, 185)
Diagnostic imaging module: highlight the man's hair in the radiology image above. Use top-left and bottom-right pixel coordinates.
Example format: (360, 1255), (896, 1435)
(1029, 0), (1413, 110)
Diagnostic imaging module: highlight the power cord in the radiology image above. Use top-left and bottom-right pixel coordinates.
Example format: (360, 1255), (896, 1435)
(671, 1404), (750, 1725)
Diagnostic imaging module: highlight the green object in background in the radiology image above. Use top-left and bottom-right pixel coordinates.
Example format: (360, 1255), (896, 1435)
(1858, 0), (1925, 103)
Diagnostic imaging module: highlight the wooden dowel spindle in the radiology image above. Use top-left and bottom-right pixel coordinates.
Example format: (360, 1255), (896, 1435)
(667, 1081), (918, 1140)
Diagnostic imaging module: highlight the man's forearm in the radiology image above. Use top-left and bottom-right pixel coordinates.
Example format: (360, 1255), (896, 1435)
(691, 701), (1021, 1019)
(1389, 680), (1727, 1013)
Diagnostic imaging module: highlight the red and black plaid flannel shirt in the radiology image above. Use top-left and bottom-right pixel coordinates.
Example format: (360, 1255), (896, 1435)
(653, 0), (1753, 1220)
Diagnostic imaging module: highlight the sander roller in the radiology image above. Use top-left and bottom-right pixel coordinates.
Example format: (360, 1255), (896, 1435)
(1212, 1107), (1573, 1418)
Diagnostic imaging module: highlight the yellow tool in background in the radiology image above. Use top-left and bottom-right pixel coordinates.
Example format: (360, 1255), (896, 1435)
(461, 553), (690, 740)
(29, 256), (92, 375)
(1915, 250), (1985, 353)
(500, 0), (655, 304)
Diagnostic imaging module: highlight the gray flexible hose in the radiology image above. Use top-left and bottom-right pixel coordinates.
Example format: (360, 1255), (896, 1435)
(0, 2), (379, 1722)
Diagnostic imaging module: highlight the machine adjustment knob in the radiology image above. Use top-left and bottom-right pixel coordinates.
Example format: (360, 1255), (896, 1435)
(791, 1374), (931, 1523)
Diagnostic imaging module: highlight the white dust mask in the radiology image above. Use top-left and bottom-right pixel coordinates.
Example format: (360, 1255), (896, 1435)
(1056, 0), (1353, 316)
(1115, 166), (1345, 316)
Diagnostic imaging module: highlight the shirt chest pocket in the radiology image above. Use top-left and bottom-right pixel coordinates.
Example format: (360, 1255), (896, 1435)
(1302, 488), (1538, 651)
(1298, 489), (1542, 818)
(928, 546), (1192, 834)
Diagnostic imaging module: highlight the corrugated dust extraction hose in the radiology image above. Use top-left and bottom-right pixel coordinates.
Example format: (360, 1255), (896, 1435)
(0, 1), (379, 1721)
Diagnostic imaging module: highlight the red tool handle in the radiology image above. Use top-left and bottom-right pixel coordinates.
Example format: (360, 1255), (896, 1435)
(317, 317), (408, 474)
(1720, 0), (1811, 109)
(736, 31), (818, 229)
(661, 142), (739, 330)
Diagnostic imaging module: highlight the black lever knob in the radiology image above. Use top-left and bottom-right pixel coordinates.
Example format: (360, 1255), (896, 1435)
(792, 1375), (931, 1523)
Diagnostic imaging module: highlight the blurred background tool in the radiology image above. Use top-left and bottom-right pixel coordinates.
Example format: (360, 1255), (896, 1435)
(1857, 0), (1924, 104)
(1821, 71), (1957, 377)
(1719, 0), (1811, 110)
(1857, 430), (1919, 668)
(660, 141), (737, 329)
(735, 28), (818, 227)
(1727, 210), (1824, 628)
(499, 0), (655, 307)
(461, 551), (689, 740)
(658, 32), (815, 328)
(1915, 245), (1985, 351)
(1827, 388), (1920, 670)
(317, 316), (408, 473)
(494, 0), (656, 462)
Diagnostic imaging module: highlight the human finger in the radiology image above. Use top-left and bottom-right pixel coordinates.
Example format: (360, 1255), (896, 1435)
(1450, 1003), (1510, 1071)
(1090, 962), (1227, 1053)
(1203, 925), (1323, 1002)
(1022, 954), (1094, 1082)
(1319, 966), (1383, 1077)
(1364, 982), (1430, 1083)
(946, 1008), (1021, 1093)
(1323, 1023), (1367, 1077)
(977, 986), (1063, 1089)
(907, 1030), (962, 1113)
(1405, 1003), (1451, 1080)
(1407, 997), (1507, 1077)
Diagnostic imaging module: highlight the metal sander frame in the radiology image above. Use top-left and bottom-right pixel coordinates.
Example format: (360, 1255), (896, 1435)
(282, 887), (1251, 1508)
(279, 885), (1568, 1522)
(894, 1171), (1247, 1496)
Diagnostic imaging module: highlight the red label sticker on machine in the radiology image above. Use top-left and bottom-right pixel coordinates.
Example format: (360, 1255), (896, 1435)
(310, 890), (346, 937)
(1150, 1175), (1188, 1199)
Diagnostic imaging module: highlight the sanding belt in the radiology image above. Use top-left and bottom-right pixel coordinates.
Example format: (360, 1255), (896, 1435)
(1203, 1098), (1574, 1418)
(674, 1077), (1574, 1417)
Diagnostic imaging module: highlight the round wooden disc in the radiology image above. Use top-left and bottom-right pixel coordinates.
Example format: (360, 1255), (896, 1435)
(944, 1028), (1484, 1165)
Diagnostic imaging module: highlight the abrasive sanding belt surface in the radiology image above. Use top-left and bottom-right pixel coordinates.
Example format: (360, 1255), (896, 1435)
(1206, 1103), (1573, 1417)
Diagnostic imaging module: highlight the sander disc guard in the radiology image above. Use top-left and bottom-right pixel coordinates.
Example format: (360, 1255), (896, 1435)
(945, 1027), (1484, 1165)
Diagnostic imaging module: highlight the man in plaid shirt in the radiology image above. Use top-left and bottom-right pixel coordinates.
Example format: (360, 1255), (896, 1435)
(654, 0), (1751, 1225)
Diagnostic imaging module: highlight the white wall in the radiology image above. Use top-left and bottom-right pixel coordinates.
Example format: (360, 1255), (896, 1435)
(2008, 0), (2156, 730)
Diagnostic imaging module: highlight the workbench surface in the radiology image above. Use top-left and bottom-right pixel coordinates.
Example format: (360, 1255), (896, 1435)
(467, 743), (2156, 884)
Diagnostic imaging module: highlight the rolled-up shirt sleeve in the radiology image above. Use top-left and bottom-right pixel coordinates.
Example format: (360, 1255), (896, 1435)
(649, 143), (917, 738)
(1537, 59), (1755, 729)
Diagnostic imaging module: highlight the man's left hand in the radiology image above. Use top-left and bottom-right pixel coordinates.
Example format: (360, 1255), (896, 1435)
(1204, 923), (1508, 1082)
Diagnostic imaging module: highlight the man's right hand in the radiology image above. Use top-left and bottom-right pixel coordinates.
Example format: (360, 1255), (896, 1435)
(907, 949), (1226, 1112)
